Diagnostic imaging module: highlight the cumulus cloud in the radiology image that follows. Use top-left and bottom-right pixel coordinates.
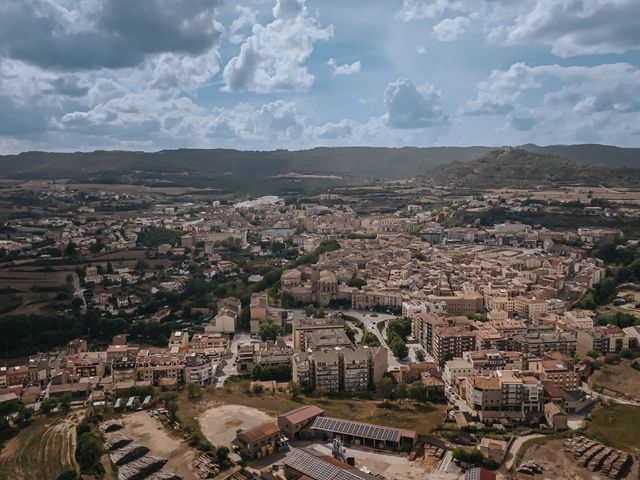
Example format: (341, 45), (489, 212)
(222, 0), (332, 93)
(493, 0), (640, 57)
(432, 16), (470, 41)
(463, 61), (640, 143)
(384, 78), (447, 129)
(327, 58), (361, 76)
(0, 0), (223, 70)
(400, 0), (640, 57)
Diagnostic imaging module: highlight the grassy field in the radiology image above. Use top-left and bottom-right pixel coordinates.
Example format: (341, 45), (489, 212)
(178, 385), (448, 437)
(584, 404), (640, 452)
(0, 410), (83, 479)
(588, 360), (640, 402)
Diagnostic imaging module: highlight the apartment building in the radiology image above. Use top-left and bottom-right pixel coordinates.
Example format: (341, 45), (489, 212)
(432, 326), (476, 362)
(250, 291), (269, 334)
(463, 350), (525, 375)
(529, 356), (579, 390)
(291, 347), (387, 393)
(427, 291), (484, 314)
(576, 327), (633, 355)
(464, 370), (543, 422)
(512, 326), (577, 356)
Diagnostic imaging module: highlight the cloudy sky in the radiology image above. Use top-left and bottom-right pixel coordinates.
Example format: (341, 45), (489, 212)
(1, 0), (640, 153)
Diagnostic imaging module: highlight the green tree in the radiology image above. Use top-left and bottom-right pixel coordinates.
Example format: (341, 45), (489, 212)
(65, 241), (78, 257)
(396, 382), (408, 402)
(259, 322), (281, 341)
(288, 381), (302, 399)
(361, 331), (381, 347)
(389, 334), (408, 359)
(416, 350), (426, 362)
(75, 432), (102, 472)
(408, 381), (428, 403)
(187, 382), (202, 400)
(41, 397), (58, 414)
(252, 383), (264, 395)
(345, 325), (357, 344)
(376, 377), (394, 399)
(216, 445), (230, 466)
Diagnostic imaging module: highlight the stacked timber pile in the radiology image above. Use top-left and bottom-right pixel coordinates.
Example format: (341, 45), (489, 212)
(116, 454), (167, 480)
(147, 472), (183, 480)
(104, 432), (133, 451)
(563, 435), (632, 478)
(101, 421), (124, 433)
(110, 444), (149, 466)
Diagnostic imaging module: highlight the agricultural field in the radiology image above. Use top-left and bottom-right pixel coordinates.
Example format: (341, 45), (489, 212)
(0, 410), (83, 480)
(588, 360), (640, 403)
(584, 404), (640, 452)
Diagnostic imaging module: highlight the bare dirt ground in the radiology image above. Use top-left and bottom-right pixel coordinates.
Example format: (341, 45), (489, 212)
(198, 404), (274, 446)
(0, 409), (83, 480)
(119, 411), (199, 480)
(588, 360), (640, 403)
(519, 439), (637, 480)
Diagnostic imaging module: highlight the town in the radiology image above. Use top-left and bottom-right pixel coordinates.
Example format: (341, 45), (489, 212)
(1, 178), (639, 480)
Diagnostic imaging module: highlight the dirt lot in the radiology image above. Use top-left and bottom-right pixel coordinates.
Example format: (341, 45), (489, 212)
(118, 410), (199, 480)
(180, 387), (448, 439)
(0, 410), (83, 480)
(588, 360), (640, 403)
(519, 438), (637, 480)
(198, 404), (274, 446)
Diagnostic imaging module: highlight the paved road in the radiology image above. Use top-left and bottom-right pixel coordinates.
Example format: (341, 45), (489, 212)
(215, 331), (252, 386)
(502, 434), (544, 472)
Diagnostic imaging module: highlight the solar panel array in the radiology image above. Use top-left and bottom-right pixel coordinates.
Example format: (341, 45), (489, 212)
(311, 416), (400, 442)
(284, 449), (366, 480)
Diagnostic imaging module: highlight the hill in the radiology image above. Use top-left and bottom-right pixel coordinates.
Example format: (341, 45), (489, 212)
(427, 148), (640, 189)
(0, 147), (493, 194)
(520, 144), (640, 168)
(0, 144), (637, 195)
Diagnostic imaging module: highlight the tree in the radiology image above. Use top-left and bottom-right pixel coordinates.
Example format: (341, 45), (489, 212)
(396, 382), (408, 402)
(216, 445), (230, 466)
(288, 381), (302, 399)
(75, 432), (102, 472)
(252, 383), (264, 395)
(416, 350), (426, 362)
(60, 393), (72, 411)
(187, 382), (202, 400)
(65, 241), (78, 257)
(361, 331), (381, 347)
(135, 260), (150, 270)
(259, 322), (281, 341)
(41, 397), (58, 414)
(389, 334), (408, 359)
(408, 381), (428, 403)
(345, 325), (357, 344)
(347, 277), (367, 289)
(376, 377), (394, 399)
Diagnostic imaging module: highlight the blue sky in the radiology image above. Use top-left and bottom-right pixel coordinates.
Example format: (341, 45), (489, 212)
(1, 0), (640, 153)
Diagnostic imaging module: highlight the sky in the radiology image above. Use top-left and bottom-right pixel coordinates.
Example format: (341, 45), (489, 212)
(1, 0), (640, 153)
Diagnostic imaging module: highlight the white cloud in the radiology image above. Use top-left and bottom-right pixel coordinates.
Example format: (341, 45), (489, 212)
(222, 0), (332, 93)
(228, 6), (258, 45)
(463, 61), (640, 143)
(494, 0), (640, 57)
(384, 78), (447, 129)
(432, 16), (470, 42)
(327, 58), (361, 76)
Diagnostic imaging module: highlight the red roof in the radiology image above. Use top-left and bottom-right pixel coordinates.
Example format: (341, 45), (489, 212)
(280, 405), (325, 424)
